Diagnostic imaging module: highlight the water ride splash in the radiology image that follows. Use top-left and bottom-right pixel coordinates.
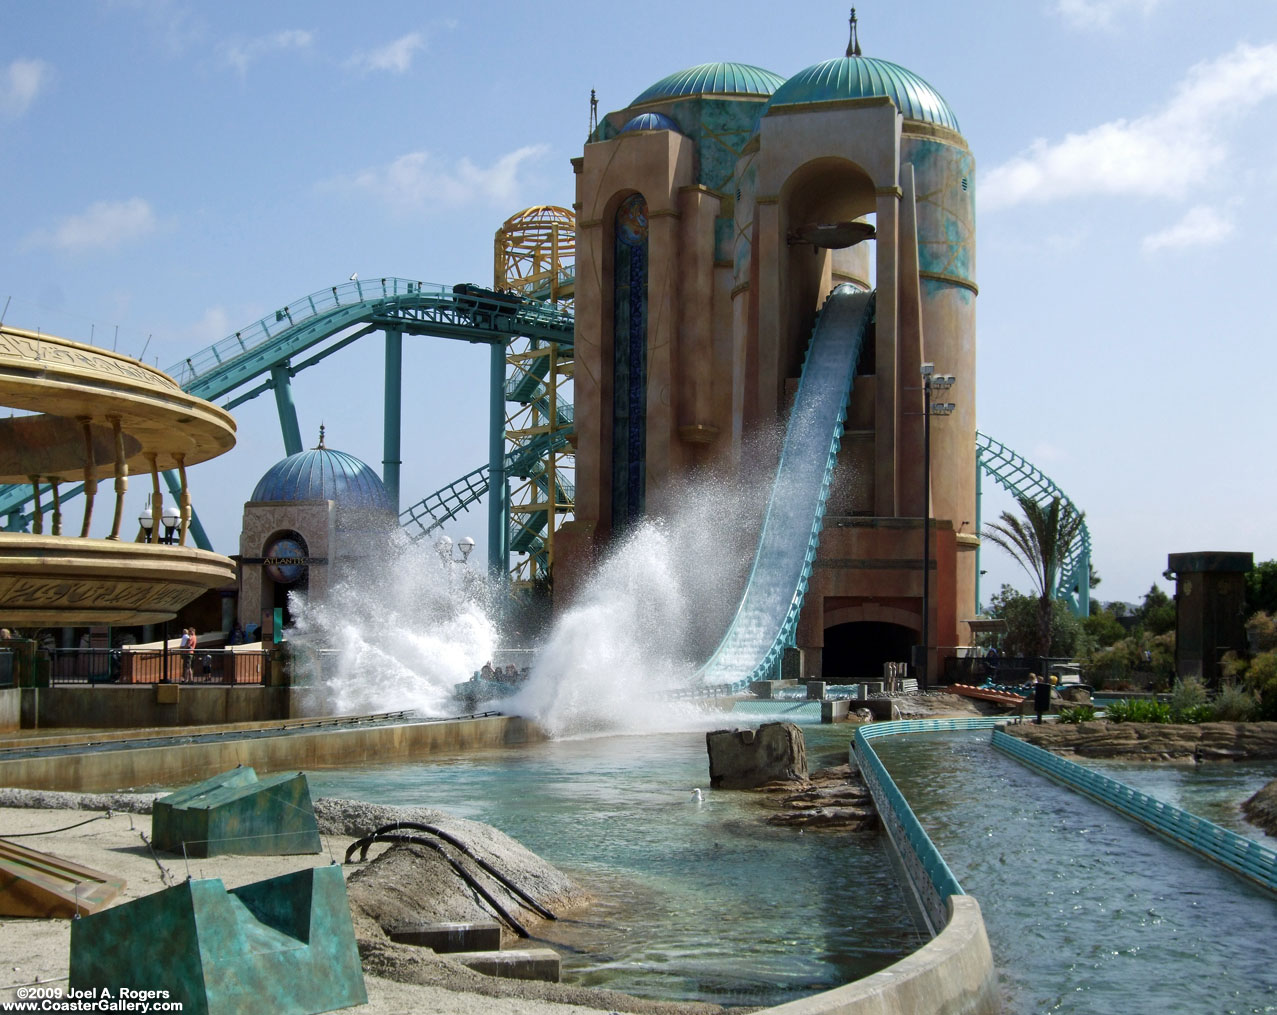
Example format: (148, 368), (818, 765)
(288, 536), (496, 717)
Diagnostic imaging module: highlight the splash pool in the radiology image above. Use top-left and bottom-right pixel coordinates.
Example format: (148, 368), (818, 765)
(309, 724), (924, 1007)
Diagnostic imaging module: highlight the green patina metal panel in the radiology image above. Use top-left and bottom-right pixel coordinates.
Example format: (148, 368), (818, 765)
(905, 137), (976, 286)
(70, 865), (367, 1015)
(152, 766), (322, 858)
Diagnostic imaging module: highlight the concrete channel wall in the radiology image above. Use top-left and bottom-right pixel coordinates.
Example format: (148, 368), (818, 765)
(0, 714), (545, 792)
(768, 718), (1004, 1015)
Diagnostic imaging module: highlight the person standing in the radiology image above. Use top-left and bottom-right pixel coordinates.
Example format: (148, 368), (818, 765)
(1033, 673), (1052, 724)
(182, 627), (196, 682)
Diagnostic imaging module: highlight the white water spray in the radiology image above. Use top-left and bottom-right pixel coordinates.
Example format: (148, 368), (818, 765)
(509, 461), (775, 738)
(288, 536), (496, 716)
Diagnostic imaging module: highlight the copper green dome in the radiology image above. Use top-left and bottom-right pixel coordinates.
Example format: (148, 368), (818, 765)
(767, 56), (960, 132)
(632, 62), (785, 106)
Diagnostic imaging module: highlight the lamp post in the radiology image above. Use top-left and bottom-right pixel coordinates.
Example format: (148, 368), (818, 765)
(139, 499), (182, 544)
(919, 363), (956, 692)
(435, 535), (476, 595)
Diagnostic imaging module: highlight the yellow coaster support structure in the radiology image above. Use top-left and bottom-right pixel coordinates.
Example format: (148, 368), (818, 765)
(495, 206), (575, 592)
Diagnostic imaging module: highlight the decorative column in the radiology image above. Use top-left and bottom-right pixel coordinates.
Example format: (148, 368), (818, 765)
(79, 417), (97, 537)
(108, 415), (127, 540)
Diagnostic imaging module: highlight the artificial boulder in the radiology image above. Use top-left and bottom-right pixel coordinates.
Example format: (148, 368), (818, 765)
(1243, 777), (1277, 838)
(706, 721), (807, 790)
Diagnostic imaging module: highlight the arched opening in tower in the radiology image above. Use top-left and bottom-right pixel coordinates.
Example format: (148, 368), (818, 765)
(821, 621), (915, 682)
(611, 192), (649, 531)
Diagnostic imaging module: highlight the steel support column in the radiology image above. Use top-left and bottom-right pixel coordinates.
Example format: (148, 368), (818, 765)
(271, 365), (303, 456)
(975, 449), (983, 613)
(382, 328), (402, 512)
(488, 339), (507, 577)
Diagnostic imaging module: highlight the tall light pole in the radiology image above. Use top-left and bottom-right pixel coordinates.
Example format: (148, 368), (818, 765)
(919, 363), (955, 691)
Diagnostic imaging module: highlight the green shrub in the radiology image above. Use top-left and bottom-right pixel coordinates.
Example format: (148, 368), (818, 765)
(1243, 649), (1277, 721)
(1058, 705), (1097, 724)
(1104, 698), (1171, 723)
(1213, 682), (1258, 722)
(1170, 676), (1208, 713)
(1246, 611), (1277, 653)
(1173, 703), (1216, 724)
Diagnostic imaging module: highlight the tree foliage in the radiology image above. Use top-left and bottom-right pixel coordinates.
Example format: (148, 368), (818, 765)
(984, 584), (1081, 658)
(1246, 560), (1277, 616)
(1133, 584), (1176, 636)
(982, 496), (1086, 656)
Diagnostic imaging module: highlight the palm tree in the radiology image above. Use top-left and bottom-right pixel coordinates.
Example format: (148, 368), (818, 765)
(983, 495), (1086, 658)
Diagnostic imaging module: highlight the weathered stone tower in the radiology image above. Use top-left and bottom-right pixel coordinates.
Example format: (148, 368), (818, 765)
(558, 18), (978, 680)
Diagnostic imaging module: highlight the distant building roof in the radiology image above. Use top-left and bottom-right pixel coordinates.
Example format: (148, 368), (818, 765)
(620, 111), (683, 134)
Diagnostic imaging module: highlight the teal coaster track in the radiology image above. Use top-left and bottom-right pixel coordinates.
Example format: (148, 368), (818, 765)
(1, 276), (1088, 649)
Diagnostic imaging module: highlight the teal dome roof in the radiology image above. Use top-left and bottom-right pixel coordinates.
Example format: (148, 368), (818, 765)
(251, 442), (394, 514)
(620, 112), (682, 134)
(767, 56), (960, 132)
(632, 62), (785, 106)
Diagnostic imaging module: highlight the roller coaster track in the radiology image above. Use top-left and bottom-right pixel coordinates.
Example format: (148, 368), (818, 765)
(0, 278), (574, 536)
(975, 431), (1091, 616)
(2, 272), (1089, 628)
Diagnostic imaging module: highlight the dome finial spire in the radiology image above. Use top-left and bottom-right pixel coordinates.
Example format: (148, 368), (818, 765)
(316, 423), (326, 450)
(846, 7), (862, 58)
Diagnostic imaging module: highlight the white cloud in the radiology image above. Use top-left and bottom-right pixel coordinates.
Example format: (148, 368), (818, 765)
(109, 0), (204, 56)
(1055, 0), (1165, 30)
(331, 145), (549, 211)
(1, 58), (53, 117)
(1141, 204), (1234, 253)
(984, 41), (1277, 210)
(347, 33), (426, 74)
(221, 29), (314, 76)
(25, 198), (159, 253)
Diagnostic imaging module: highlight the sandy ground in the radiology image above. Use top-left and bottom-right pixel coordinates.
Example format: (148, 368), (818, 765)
(0, 805), (641, 1015)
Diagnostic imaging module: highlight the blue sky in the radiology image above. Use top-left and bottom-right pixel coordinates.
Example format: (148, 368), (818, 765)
(3, 0), (1275, 606)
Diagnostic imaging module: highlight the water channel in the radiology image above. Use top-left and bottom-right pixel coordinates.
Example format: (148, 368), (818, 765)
(874, 731), (1277, 1014)
(309, 725), (1277, 1012)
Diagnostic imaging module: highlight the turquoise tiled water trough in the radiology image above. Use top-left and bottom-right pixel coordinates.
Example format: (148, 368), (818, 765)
(991, 728), (1277, 895)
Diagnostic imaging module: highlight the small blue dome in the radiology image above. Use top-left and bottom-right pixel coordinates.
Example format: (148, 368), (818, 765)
(767, 56), (960, 132)
(251, 442), (394, 513)
(620, 112), (682, 134)
(632, 62), (785, 106)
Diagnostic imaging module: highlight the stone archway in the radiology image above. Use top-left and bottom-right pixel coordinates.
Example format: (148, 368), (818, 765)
(821, 604), (919, 682)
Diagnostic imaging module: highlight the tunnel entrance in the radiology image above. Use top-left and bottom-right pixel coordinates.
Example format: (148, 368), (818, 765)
(821, 621), (916, 682)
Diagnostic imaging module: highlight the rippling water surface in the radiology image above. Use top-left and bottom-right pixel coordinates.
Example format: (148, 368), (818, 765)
(874, 731), (1277, 1015)
(310, 725), (924, 1007)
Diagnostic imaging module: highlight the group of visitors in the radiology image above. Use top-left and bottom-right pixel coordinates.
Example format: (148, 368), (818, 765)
(478, 661), (530, 685)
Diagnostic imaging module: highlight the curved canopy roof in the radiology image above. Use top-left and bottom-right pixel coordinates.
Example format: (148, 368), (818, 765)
(767, 55), (960, 132)
(631, 62), (785, 106)
(0, 325), (236, 483)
